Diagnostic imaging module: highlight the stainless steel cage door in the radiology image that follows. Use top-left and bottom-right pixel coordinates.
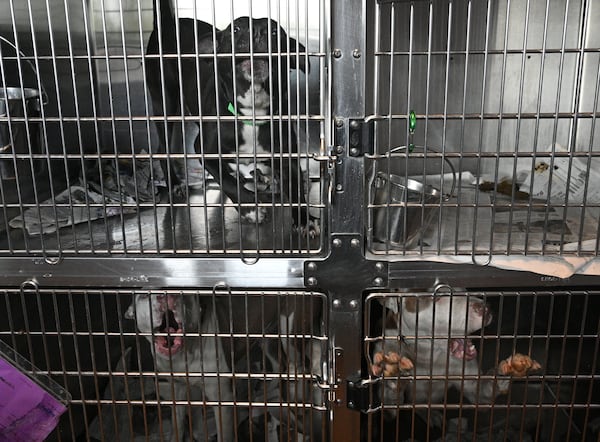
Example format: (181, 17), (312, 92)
(0, 0), (329, 258)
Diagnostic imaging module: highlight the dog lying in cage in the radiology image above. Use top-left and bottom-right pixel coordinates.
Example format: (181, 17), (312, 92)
(371, 290), (541, 428)
(125, 291), (324, 442)
(146, 0), (319, 236)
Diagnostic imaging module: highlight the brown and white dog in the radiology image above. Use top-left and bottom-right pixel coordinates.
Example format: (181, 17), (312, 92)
(372, 290), (541, 423)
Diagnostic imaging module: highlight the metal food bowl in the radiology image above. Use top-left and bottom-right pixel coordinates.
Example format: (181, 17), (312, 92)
(370, 146), (455, 249)
(0, 87), (44, 180)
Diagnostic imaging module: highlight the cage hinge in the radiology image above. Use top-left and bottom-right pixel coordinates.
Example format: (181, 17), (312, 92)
(346, 374), (378, 413)
(334, 118), (375, 158)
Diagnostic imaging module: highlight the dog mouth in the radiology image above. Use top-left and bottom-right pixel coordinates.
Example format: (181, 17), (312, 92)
(449, 338), (478, 361)
(239, 59), (270, 82)
(154, 308), (183, 357)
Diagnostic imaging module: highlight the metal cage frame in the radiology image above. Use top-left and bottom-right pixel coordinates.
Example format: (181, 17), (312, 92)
(1, 0), (600, 441)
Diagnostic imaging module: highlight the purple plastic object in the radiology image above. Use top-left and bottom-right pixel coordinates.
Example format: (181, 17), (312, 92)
(0, 357), (67, 442)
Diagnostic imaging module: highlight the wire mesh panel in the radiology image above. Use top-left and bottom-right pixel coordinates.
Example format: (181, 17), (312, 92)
(0, 0), (326, 256)
(0, 287), (328, 441)
(364, 289), (600, 441)
(366, 0), (600, 257)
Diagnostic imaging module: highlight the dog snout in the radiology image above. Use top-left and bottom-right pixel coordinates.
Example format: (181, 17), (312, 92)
(253, 25), (268, 41)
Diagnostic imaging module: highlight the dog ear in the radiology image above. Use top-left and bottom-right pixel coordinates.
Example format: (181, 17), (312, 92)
(196, 29), (223, 54)
(287, 38), (310, 74)
(403, 297), (418, 313)
(403, 297), (433, 313)
(125, 304), (135, 320)
(383, 297), (400, 314)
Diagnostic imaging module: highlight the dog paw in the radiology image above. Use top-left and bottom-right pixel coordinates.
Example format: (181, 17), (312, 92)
(240, 207), (269, 224)
(171, 183), (188, 202)
(498, 353), (542, 377)
(371, 351), (414, 377)
(293, 218), (321, 238)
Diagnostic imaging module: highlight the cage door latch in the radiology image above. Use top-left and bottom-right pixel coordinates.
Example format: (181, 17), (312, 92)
(346, 374), (378, 413)
(325, 347), (380, 414)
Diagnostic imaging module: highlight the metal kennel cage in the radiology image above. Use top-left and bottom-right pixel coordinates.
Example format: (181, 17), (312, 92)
(0, 0), (600, 441)
(366, 0), (600, 258)
(0, 0), (328, 257)
(0, 287), (329, 441)
(364, 289), (600, 441)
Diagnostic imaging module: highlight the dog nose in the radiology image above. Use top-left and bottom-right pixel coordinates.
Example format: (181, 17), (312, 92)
(253, 27), (266, 40)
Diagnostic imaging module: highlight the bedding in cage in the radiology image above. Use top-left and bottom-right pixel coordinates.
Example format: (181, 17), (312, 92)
(363, 290), (600, 442)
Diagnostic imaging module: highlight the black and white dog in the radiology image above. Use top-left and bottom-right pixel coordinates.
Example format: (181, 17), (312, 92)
(146, 0), (318, 235)
(374, 291), (541, 423)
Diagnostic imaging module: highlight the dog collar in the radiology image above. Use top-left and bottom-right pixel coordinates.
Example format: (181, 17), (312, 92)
(227, 102), (268, 126)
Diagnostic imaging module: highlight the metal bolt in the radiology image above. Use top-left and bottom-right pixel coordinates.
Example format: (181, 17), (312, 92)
(348, 401), (355, 408)
(336, 145), (344, 154)
(333, 238), (342, 248)
(349, 299), (359, 309)
(307, 276), (318, 287)
(375, 262), (385, 272)
(307, 262), (317, 272)
(336, 183), (343, 191)
(332, 299), (342, 309)
(333, 48), (342, 58)
(350, 238), (360, 248)
(352, 49), (361, 58)
(373, 277), (384, 287)
(349, 120), (360, 129)
(335, 117), (344, 127)
(350, 147), (360, 156)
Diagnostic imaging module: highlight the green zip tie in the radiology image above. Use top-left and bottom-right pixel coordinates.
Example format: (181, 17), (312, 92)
(409, 110), (417, 134)
(409, 110), (416, 152)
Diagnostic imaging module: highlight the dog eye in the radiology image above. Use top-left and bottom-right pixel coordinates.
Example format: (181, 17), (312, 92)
(233, 25), (240, 33)
(271, 28), (278, 36)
